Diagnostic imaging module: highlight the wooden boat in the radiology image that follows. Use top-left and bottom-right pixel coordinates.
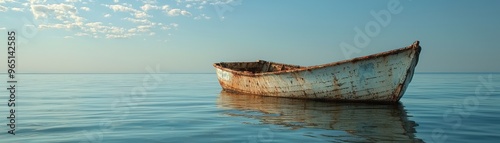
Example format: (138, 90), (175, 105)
(213, 41), (421, 102)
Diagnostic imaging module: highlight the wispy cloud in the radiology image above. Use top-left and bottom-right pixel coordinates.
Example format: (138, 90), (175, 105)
(0, 0), (15, 3)
(0, 0), (233, 39)
(141, 3), (158, 11)
(80, 7), (90, 11)
(0, 5), (8, 11)
(194, 14), (210, 20)
(65, 0), (78, 3)
(104, 4), (150, 18)
(31, 4), (80, 20)
(11, 7), (23, 12)
(160, 23), (179, 30)
(123, 17), (151, 24)
(167, 8), (191, 17)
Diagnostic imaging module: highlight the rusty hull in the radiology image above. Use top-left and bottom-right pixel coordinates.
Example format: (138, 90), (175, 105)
(213, 41), (421, 102)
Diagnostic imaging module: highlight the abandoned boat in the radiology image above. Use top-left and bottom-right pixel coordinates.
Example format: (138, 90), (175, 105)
(213, 41), (421, 102)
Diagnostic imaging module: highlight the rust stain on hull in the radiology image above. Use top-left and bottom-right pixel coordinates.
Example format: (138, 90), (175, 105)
(214, 41), (422, 103)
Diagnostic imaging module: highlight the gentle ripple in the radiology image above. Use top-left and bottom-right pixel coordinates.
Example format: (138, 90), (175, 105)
(0, 73), (499, 142)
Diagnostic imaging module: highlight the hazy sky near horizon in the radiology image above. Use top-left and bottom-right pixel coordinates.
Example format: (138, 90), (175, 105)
(0, 0), (499, 73)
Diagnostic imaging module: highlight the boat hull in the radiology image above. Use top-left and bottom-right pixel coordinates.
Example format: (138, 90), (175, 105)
(214, 42), (421, 102)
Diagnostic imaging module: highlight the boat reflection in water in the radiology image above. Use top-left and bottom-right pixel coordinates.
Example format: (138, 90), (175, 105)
(217, 91), (424, 142)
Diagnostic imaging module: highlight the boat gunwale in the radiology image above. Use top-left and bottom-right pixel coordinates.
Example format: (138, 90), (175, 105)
(213, 41), (421, 76)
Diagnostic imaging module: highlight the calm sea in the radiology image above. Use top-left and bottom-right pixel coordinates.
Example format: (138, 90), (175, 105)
(0, 73), (498, 143)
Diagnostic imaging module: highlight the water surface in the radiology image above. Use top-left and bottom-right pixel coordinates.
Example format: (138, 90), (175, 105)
(0, 73), (499, 142)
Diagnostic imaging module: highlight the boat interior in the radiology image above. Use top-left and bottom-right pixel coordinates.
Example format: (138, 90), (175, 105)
(215, 60), (304, 73)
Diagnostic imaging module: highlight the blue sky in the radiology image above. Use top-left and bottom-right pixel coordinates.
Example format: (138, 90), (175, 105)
(0, 0), (499, 73)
